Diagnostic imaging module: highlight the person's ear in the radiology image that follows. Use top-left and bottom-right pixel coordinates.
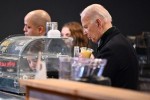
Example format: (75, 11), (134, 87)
(96, 19), (102, 27)
(38, 26), (44, 35)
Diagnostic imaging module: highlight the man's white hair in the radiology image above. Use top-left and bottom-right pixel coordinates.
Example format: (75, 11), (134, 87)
(80, 4), (112, 23)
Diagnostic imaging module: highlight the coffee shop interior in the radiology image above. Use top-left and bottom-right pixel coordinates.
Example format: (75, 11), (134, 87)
(0, 0), (150, 100)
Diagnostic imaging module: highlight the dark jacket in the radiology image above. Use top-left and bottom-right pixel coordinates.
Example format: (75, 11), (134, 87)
(96, 27), (139, 90)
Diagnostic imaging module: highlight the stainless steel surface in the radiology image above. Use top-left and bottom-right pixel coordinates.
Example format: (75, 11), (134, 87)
(0, 91), (24, 100)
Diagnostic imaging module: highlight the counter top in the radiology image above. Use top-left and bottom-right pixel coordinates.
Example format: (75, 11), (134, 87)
(20, 79), (150, 100)
(0, 91), (24, 100)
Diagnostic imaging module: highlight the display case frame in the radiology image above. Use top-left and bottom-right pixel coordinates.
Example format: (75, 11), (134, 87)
(0, 36), (72, 94)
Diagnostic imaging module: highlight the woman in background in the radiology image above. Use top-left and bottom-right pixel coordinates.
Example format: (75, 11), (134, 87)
(61, 21), (97, 57)
(25, 40), (45, 71)
(61, 21), (89, 48)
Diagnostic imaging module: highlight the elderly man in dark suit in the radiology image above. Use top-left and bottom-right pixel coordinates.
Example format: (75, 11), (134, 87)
(80, 4), (139, 90)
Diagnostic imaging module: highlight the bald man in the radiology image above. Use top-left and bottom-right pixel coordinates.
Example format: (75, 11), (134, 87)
(23, 9), (51, 36)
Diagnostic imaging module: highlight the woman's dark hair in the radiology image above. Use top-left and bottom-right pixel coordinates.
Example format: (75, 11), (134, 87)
(25, 39), (45, 54)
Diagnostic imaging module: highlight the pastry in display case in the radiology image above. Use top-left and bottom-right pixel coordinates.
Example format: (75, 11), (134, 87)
(0, 36), (72, 94)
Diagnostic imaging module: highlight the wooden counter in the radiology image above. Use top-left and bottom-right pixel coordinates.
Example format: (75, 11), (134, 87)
(19, 79), (150, 100)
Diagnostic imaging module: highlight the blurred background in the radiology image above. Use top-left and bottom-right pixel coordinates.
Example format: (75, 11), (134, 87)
(0, 0), (150, 41)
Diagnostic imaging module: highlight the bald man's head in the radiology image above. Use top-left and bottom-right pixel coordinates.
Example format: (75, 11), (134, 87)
(24, 9), (51, 36)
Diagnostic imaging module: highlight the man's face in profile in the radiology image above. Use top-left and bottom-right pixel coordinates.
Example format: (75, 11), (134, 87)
(23, 15), (41, 36)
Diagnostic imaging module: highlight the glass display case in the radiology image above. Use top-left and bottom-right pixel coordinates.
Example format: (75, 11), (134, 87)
(0, 36), (72, 94)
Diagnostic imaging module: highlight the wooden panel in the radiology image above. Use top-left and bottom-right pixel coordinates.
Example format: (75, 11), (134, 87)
(20, 79), (150, 100)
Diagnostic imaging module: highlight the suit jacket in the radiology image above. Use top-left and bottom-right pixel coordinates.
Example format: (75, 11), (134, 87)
(96, 27), (139, 90)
